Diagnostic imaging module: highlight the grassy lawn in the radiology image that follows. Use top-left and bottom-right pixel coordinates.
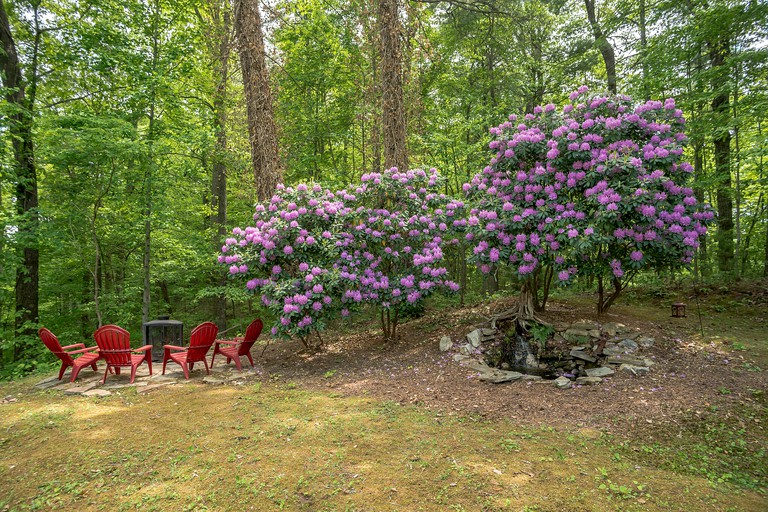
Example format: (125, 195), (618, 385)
(1, 375), (765, 511)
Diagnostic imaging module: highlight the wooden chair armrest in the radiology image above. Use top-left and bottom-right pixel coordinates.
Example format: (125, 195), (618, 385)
(215, 340), (240, 346)
(163, 345), (186, 352)
(62, 343), (86, 350)
(66, 346), (99, 355)
(133, 345), (153, 353)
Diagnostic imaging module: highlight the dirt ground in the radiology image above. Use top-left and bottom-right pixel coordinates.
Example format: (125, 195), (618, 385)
(255, 291), (768, 438)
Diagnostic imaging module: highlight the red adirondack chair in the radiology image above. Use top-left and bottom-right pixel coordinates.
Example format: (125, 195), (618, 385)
(162, 321), (218, 379)
(93, 324), (152, 384)
(38, 327), (101, 382)
(210, 318), (263, 371)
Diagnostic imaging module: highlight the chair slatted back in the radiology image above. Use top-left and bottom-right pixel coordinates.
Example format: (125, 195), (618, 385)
(94, 325), (132, 366)
(239, 319), (263, 355)
(187, 322), (218, 362)
(38, 328), (74, 365)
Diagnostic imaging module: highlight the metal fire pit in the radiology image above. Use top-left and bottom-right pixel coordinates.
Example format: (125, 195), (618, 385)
(142, 317), (184, 362)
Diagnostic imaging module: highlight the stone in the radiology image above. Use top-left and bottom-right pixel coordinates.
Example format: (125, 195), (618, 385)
(464, 359), (491, 373)
(149, 373), (180, 382)
(585, 366), (615, 378)
(459, 343), (474, 356)
(618, 339), (639, 353)
(64, 384), (96, 395)
(202, 377), (224, 385)
(637, 336), (655, 348)
(554, 376), (572, 389)
(520, 374), (542, 381)
(602, 344), (625, 356)
(587, 330), (601, 338)
(569, 349), (596, 363)
(602, 322), (625, 336)
(606, 355), (654, 367)
(35, 376), (62, 389)
(563, 329), (592, 343)
(439, 336), (453, 352)
(481, 328), (496, 337)
(466, 329), (483, 348)
(453, 354), (471, 363)
(618, 364), (650, 376)
(575, 376), (603, 385)
(82, 389), (112, 397)
(478, 370), (523, 383)
(571, 321), (599, 331)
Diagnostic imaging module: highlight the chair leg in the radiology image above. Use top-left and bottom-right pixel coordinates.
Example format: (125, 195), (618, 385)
(91, 362), (98, 371)
(203, 359), (210, 375)
(162, 356), (168, 375)
(146, 354), (153, 376)
(58, 362), (68, 381)
(246, 352), (254, 367)
(130, 365), (137, 384)
(70, 364), (82, 383)
(233, 355), (243, 371)
(102, 365), (110, 384)
(182, 363), (190, 380)
(210, 347), (217, 368)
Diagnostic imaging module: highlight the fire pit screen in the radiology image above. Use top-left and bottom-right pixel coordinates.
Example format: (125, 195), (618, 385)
(143, 317), (184, 362)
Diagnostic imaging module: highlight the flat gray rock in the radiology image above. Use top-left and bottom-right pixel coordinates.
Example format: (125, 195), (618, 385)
(585, 366), (615, 378)
(618, 339), (639, 353)
(606, 355), (653, 367)
(439, 336), (453, 352)
(618, 364), (650, 376)
(202, 376), (225, 385)
(602, 322), (625, 336)
(466, 329), (483, 348)
(478, 370), (523, 383)
(64, 384), (97, 395)
(453, 354), (471, 363)
(570, 349), (596, 363)
(575, 376), (603, 385)
(554, 376), (572, 389)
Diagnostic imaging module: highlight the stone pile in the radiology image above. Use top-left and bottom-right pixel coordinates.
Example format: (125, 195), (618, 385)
(440, 320), (656, 389)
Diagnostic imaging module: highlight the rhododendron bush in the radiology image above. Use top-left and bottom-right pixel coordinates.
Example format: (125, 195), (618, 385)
(463, 87), (713, 317)
(221, 169), (459, 345)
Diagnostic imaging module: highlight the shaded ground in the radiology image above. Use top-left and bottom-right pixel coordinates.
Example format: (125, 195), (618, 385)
(257, 291), (767, 440)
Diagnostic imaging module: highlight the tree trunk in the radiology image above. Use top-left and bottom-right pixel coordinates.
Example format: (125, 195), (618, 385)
(198, 0), (232, 330)
(597, 275), (624, 315)
(693, 144), (710, 277)
(1, 0), (39, 346)
(709, 35), (734, 274)
(638, 0), (649, 100)
(584, 0), (617, 93)
(378, 0), (408, 170)
(234, 0), (282, 200)
(142, 0), (162, 325)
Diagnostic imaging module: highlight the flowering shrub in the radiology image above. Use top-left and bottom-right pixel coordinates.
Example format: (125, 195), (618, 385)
(463, 87), (713, 315)
(221, 168), (460, 344)
(338, 168), (460, 340)
(220, 183), (352, 347)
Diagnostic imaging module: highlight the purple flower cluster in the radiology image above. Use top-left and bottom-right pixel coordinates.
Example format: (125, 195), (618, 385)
(463, 87), (713, 286)
(220, 169), (459, 341)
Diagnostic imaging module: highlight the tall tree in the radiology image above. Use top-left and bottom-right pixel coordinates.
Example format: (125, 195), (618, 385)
(1, 0), (39, 346)
(234, 0), (281, 200)
(196, 0), (233, 329)
(583, 0), (617, 93)
(378, 0), (408, 170)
